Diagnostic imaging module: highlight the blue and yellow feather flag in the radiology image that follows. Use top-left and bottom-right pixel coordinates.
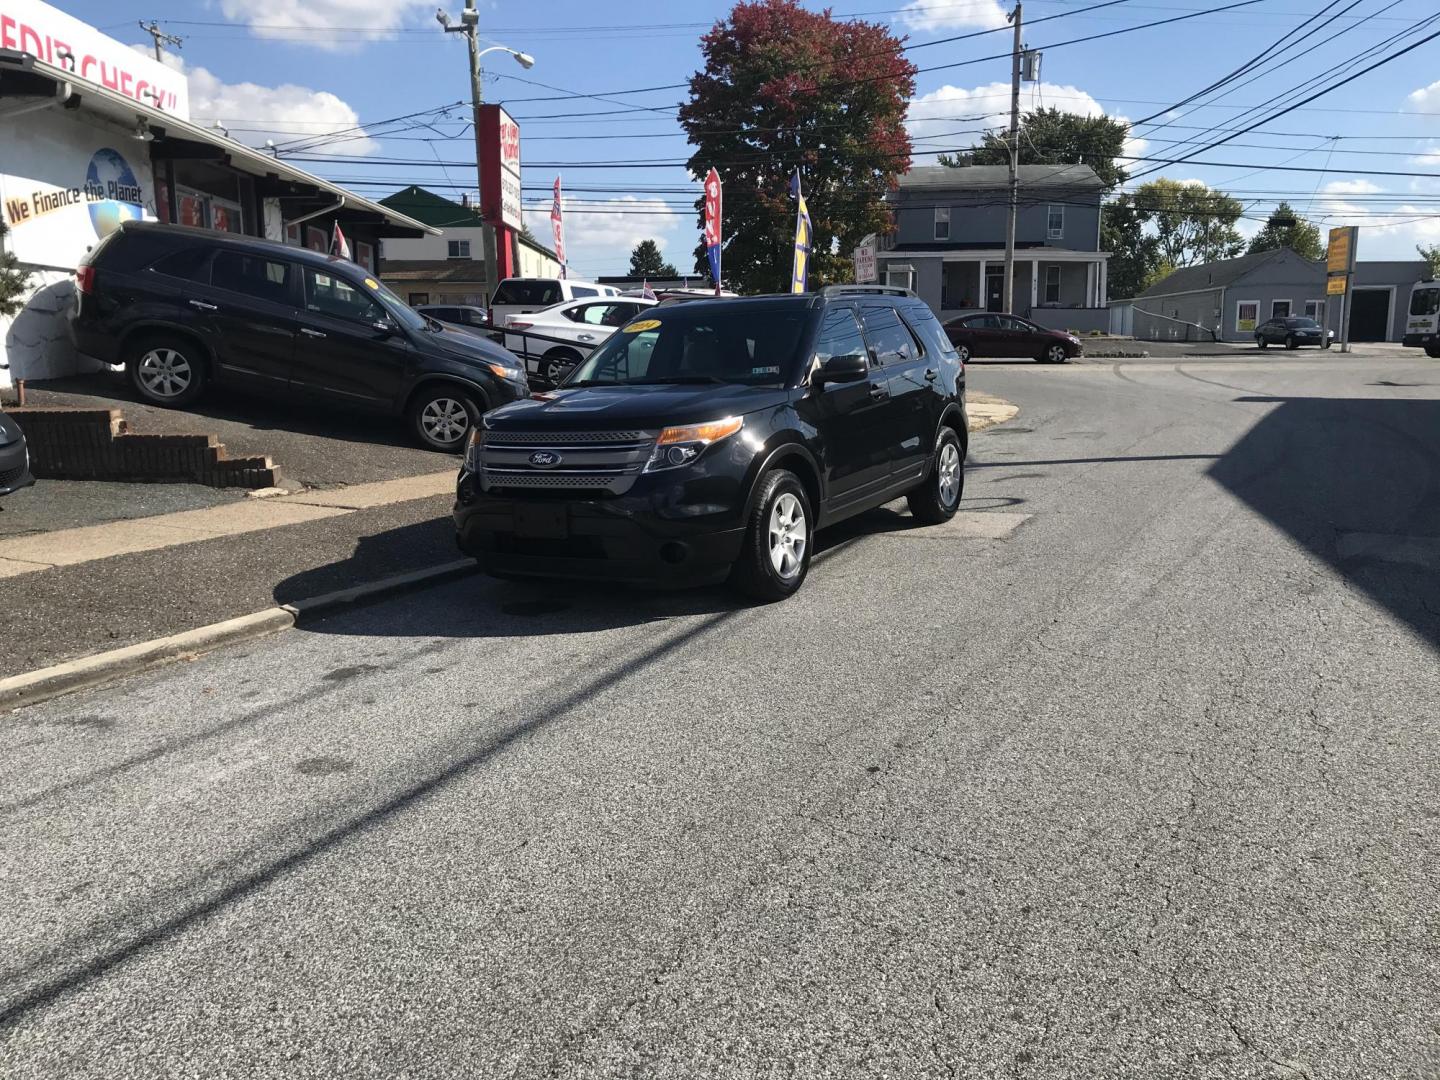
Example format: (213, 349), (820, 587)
(789, 170), (812, 294)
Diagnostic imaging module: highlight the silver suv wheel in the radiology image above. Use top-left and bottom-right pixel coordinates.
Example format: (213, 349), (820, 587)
(137, 348), (193, 398)
(768, 491), (808, 580)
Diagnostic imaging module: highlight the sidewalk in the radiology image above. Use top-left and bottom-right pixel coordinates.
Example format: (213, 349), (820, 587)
(2, 394), (1018, 680)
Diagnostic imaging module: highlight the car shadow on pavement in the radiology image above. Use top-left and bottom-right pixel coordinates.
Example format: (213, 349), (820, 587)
(271, 502), (942, 641)
(1211, 396), (1440, 652)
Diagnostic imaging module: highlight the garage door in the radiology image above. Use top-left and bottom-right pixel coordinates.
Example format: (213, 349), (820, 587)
(1349, 289), (1391, 341)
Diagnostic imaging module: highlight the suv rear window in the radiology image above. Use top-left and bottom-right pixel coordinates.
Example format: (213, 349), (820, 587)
(212, 251), (293, 305)
(492, 280), (561, 306)
(862, 306), (922, 365)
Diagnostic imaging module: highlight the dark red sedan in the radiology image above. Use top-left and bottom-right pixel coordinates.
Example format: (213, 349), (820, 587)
(943, 313), (1082, 363)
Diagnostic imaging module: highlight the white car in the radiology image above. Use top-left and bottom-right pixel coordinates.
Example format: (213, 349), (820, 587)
(502, 296), (658, 384)
(488, 276), (619, 332)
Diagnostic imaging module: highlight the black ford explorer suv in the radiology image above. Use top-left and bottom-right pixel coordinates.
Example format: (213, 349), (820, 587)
(454, 286), (967, 601)
(69, 222), (529, 451)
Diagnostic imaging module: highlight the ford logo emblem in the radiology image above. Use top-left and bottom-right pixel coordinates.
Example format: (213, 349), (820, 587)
(528, 450), (562, 468)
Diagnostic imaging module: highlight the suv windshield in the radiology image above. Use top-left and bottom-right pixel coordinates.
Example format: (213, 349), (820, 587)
(566, 306), (811, 387)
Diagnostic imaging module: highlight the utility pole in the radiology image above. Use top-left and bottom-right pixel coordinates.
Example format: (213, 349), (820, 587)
(138, 21), (183, 62)
(441, 1), (500, 301)
(1003, 2), (1022, 315)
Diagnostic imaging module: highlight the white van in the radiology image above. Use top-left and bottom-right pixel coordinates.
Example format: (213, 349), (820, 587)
(1404, 279), (1440, 356)
(488, 277), (618, 328)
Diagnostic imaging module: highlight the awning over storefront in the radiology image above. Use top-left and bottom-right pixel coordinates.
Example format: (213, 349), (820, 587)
(0, 48), (437, 240)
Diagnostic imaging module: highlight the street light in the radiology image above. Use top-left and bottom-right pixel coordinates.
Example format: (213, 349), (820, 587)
(478, 46), (534, 70)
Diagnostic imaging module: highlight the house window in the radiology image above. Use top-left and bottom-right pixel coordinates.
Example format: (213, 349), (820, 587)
(1304, 299), (1325, 321)
(1047, 205), (1064, 240)
(1236, 301), (1259, 332)
(409, 293), (430, 306)
(1271, 299), (1291, 318)
(934, 207), (950, 241)
(884, 266), (915, 292)
(1044, 265), (1061, 304)
(447, 240), (471, 259)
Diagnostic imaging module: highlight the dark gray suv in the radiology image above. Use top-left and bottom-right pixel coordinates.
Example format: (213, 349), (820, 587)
(70, 222), (529, 451)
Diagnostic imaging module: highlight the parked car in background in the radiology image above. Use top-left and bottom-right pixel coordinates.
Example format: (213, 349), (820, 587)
(455, 285), (967, 601)
(488, 276), (618, 331)
(0, 410), (35, 499)
(943, 313), (1081, 363)
(69, 222), (530, 452)
(1404, 280), (1440, 357)
(1254, 316), (1333, 349)
(501, 296), (659, 385)
(416, 304), (491, 334)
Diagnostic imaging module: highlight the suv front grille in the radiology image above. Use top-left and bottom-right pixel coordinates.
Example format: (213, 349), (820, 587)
(479, 429), (656, 495)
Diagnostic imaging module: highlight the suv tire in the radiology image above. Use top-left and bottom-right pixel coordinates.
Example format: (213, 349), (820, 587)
(409, 384), (482, 452)
(731, 468), (812, 602)
(907, 426), (964, 525)
(127, 334), (208, 407)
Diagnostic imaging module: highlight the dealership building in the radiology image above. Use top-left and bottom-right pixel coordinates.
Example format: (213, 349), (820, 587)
(0, 0), (436, 389)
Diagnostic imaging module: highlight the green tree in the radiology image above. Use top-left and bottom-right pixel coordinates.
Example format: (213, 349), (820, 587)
(1134, 178), (1245, 268)
(941, 107), (1132, 189)
(1246, 201), (1322, 260)
(0, 221), (33, 318)
(1101, 193), (1158, 300)
(679, 0), (916, 294)
(628, 239), (678, 278)
(1417, 243), (1440, 278)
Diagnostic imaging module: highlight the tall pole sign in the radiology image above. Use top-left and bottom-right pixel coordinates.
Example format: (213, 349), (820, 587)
(1326, 226), (1357, 353)
(479, 104), (522, 281)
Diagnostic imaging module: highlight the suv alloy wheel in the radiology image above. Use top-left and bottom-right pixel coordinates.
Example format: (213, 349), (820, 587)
(732, 469), (812, 602)
(128, 335), (208, 406)
(907, 426), (964, 524)
(409, 386), (481, 452)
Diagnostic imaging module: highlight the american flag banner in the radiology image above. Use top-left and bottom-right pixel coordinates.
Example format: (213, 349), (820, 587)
(550, 176), (566, 276)
(330, 220), (351, 261)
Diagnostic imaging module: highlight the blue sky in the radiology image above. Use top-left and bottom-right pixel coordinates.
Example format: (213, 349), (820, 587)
(59, 0), (1440, 275)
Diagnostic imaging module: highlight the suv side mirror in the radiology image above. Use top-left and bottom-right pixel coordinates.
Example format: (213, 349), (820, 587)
(373, 317), (399, 335)
(815, 352), (868, 385)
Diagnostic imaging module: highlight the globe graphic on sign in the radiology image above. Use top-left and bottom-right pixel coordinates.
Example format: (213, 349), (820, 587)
(86, 148), (145, 238)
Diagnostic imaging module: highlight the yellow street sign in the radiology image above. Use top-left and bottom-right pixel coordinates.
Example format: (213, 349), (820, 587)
(1327, 226), (1354, 274)
(1327, 274), (1348, 296)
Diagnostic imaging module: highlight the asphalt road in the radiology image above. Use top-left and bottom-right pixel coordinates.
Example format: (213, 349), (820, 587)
(3, 354), (1438, 1078)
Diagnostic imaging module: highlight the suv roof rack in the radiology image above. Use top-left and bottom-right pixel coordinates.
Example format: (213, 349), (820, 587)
(820, 284), (916, 298)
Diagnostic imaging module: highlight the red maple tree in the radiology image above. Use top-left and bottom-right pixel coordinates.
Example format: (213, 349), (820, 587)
(680, 1), (916, 293)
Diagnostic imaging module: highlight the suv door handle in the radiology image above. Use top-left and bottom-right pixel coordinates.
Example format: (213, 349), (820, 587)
(924, 367), (938, 381)
(188, 300), (217, 311)
(869, 381), (888, 399)
(300, 328), (327, 338)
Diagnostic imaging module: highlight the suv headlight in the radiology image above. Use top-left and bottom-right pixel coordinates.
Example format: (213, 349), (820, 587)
(644, 416), (742, 472)
(463, 425), (484, 472)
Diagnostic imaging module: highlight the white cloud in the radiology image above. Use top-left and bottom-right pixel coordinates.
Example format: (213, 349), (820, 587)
(215, 0), (432, 47)
(1409, 143), (1440, 168)
(134, 46), (377, 154)
(1407, 79), (1440, 113)
(525, 197), (687, 280)
(907, 82), (1144, 168)
(897, 0), (1009, 32)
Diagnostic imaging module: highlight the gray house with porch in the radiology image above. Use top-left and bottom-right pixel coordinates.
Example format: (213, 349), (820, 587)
(869, 164), (1111, 332)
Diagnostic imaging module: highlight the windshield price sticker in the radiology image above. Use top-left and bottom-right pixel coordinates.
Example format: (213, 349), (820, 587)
(623, 319), (662, 333)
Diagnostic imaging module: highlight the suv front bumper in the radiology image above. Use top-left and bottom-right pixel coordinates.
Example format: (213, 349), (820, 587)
(454, 472), (747, 586)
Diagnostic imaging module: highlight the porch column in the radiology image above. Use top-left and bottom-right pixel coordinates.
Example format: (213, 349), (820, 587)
(1098, 260), (1108, 306)
(977, 258), (987, 309)
(1030, 258), (1039, 311)
(1085, 262), (1097, 307)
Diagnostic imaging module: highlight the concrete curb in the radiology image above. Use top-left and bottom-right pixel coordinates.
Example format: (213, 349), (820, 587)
(0, 559), (479, 713)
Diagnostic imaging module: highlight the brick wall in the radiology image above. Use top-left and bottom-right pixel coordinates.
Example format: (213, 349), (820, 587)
(7, 408), (280, 489)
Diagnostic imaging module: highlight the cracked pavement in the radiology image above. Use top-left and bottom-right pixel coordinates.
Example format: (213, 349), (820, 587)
(1, 356), (1437, 1078)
